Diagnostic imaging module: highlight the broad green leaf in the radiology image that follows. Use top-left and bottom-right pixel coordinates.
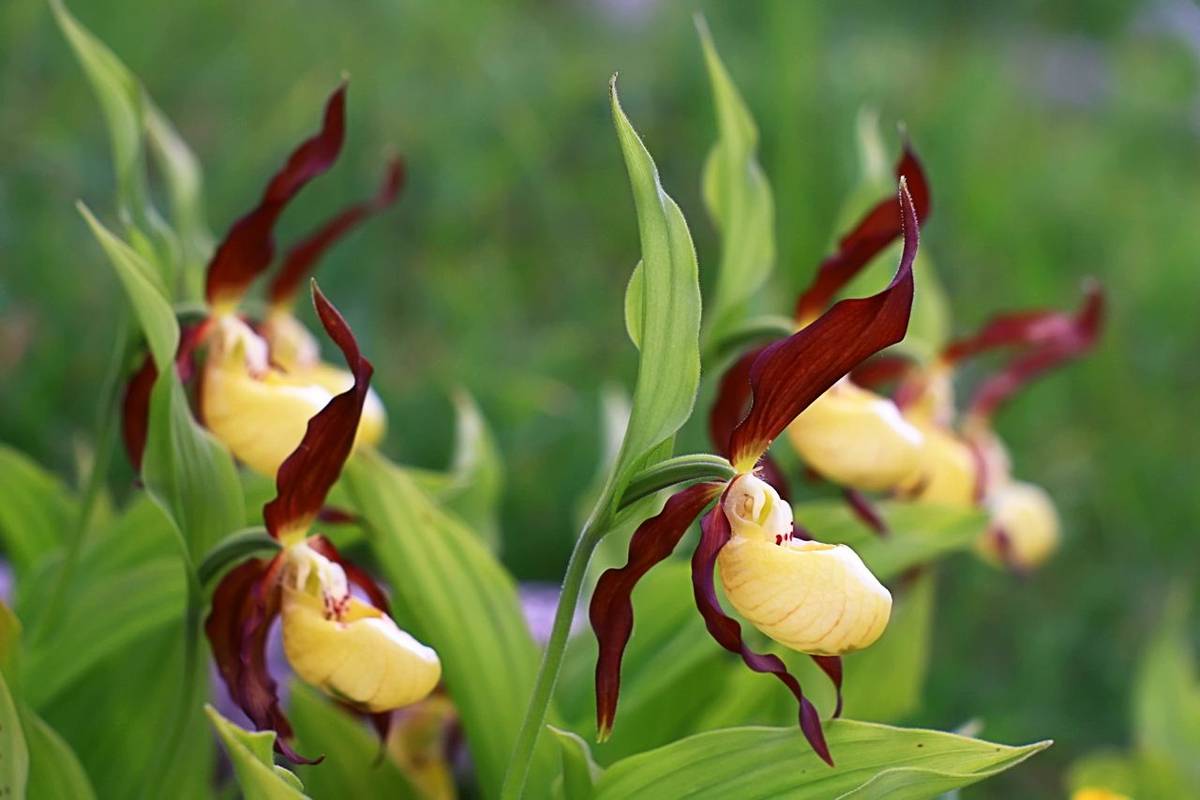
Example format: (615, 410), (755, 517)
(623, 260), (644, 349)
(439, 390), (505, 551)
(594, 721), (1050, 799)
(0, 446), (76, 577)
(207, 706), (308, 799)
(795, 500), (984, 581)
(141, 373), (245, 559)
(842, 570), (935, 722)
(23, 557), (184, 708)
(550, 726), (602, 800)
(289, 684), (417, 800)
(342, 450), (555, 797)
(697, 16), (775, 343)
(50, 0), (148, 224)
(21, 706), (96, 800)
(0, 671), (28, 797)
(78, 204), (178, 369)
(1132, 590), (1200, 788)
(608, 80), (702, 496)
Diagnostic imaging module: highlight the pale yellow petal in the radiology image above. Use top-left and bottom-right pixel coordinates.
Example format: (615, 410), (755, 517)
(898, 422), (978, 508)
(980, 480), (1060, 569)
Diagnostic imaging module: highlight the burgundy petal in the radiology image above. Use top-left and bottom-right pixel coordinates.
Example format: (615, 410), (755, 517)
(843, 488), (887, 537)
(709, 346), (766, 458)
(589, 482), (724, 739)
(794, 142), (930, 321)
(943, 309), (1079, 363)
(204, 555), (318, 763)
(308, 534), (392, 616)
(728, 181), (920, 471)
(690, 506), (832, 765)
(969, 281), (1105, 418)
(809, 654), (844, 718)
(267, 158), (405, 306)
(204, 85), (347, 308)
(849, 354), (914, 393)
(316, 506), (360, 526)
(263, 283), (374, 538)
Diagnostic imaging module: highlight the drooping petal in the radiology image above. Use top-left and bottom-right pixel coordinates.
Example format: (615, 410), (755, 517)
(263, 283), (373, 541)
(943, 309), (1079, 364)
(589, 482), (724, 739)
(204, 555), (317, 763)
(794, 142), (930, 321)
(690, 505), (832, 765)
(204, 85), (347, 310)
(267, 158), (405, 306)
(809, 654), (844, 718)
(969, 281), (1105, 419)
(728, 181), (920, 472)
(849, 354), (915, 393)
(709, 346), (764, 457)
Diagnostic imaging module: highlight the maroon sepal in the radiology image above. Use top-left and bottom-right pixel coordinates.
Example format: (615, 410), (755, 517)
(316, 506), (360, 526)
(308, 535), (391, 616)
(691, 505), (832, 765)
(263, 283), (374, 538)
(794, 142), (930, 321)
(809, 654), (844, 718)
(204, 556), (320, 764)
(589, 482), (723, 739)
(843, 488), (887, 537)
(204, 85), (347, 307)
(728, 181), (920, 471)
(969, 281), (1105, 418)
(267, 158), (405, 306)
(850, 354), (914, 393)
(120, 321), (211, 471)
(709, 347), (766, 457)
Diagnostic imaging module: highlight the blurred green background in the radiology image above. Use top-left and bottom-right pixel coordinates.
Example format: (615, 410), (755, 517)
(2, 0), (1199, 796)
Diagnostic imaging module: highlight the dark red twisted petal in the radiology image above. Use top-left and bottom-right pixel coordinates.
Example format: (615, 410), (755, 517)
(120, 321), (212, 471)
(709, 346), (767, 458)
(843, 488), (887, 537)
(204, 555), (319, 763)
(809, 654), (844, 718)
(850, 354), (915, 393)
(729, 181), (920, 470)
(691, 505), (832, 765)
(794, 142), (930, 320)
(317, 506), (360, 526)
(308, 534), (391, 616)
(969, 280), (1105, 418)
(267, 158), (405, 306)
(943, 309), (1079, 364)
(204, 85), (347, 307)
(263, 283), (373, 538)
(590, 482), (723, 739)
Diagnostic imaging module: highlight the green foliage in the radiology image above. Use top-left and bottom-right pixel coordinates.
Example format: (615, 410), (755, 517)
(550, 726), (603, 800)
(0, 670), (29, 797)
(207, 705), (308, 799)
(593, 721), (1050, 798)
(21, 706), (96, 800)
(0, 445), (75, 577)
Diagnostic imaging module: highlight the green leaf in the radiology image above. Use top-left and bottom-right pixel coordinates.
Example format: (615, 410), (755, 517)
(207, 705), (308, 800)
(0, 671), (28, 798)
(141, 373), (245, 559)
(550, 726), (603, 800)
(289, 684), (417, 800)
(0, 446), (76, 577)
(77, 204), (178, 370)
(623, 260), (645, 349)
(21, 706), (96, 800)
(696, 16), (775, 343)
(794, 500), (984, 581)
(197, 527), (279, 586)
(594, 721), (1050, 799)
(439, 390), (505, 551)
(608, 79), (703, 496)
(842, 570), (936, 722)
(1132, 589), (1200, 788)
(342, 450), (556, 797)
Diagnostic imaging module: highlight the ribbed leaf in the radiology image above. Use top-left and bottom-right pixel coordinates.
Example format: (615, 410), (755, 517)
(440, 390), (505, 551)
(0, 446), (76, 578)
(21, 706), (96, 800)
(0, 671), (27, 797)
(207, 706), (308, 799)
(697, 16), (775, 343)
(550, 726), (602, 800)
(342, 450), (555, 797)
(608, 79), (702, 495)
(594, 721), (1050, 799)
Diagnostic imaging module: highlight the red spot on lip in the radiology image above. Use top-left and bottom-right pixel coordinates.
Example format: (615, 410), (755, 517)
(775, 535), (782, 545)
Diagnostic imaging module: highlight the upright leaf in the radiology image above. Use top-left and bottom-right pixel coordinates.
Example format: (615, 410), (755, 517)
(594, 721), (1050, 799)
(0, 672), (28, 797)
(342, 450), (555, 797)
(608, 79), (703, 495)
(439, 390), (505, 551)
(551, 726), (603, 800)
(697, 17), (775, 344)
(21, 706), (96, 800)
(207, 706), (308, 800)
(0, 446), (76, 577)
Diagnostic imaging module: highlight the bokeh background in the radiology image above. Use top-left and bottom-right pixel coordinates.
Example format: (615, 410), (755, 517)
(2, 0), (1199, 796)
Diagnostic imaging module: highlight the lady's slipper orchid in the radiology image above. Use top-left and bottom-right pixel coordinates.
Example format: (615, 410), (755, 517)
(205, 285), (439, 762)
(590, 181), (920, 764)
(121, 83), (400, 477)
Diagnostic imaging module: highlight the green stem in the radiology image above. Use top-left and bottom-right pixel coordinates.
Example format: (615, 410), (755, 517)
(618, 454), (735, 510)
(35, 317), (131, 645)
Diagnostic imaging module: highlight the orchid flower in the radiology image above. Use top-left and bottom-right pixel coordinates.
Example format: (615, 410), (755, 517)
(121, 83), (399, 477)
(590, 180), (920, 765)
(206, 284), (440, 763)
